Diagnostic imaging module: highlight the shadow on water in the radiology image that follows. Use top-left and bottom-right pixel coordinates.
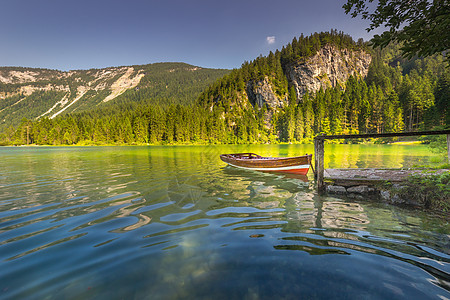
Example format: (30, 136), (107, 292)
(221, 166), (310, 191)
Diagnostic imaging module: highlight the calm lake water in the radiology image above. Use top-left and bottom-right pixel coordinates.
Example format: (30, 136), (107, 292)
(0, 144), (449, 299)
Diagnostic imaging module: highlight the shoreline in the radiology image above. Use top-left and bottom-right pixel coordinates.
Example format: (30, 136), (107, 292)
(0, 140), (428, 147)
(324, 168), (450, 213)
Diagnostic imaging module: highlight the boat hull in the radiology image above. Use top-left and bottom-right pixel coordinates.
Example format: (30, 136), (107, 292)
(220, 153), (312, 175)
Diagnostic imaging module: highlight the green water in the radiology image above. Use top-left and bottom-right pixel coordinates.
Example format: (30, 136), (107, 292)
(0, 145), (448, 299)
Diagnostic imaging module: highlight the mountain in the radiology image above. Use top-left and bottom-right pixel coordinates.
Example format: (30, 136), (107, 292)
(0, 63), (230, 131)
(2, 31), (447, 146)
(197, 31), (372, 129)
(194, 31), (446, 143)
(245, 44), (371, 111)
(285, 44), (371, 100)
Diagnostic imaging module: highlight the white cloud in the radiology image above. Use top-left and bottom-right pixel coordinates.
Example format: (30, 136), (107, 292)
(266, 36), (276, 45)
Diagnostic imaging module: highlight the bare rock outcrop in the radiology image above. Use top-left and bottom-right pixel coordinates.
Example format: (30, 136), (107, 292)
(246, 77), (286, 109)
(286, 45), (372, 99)
(242, 45), (371, 110)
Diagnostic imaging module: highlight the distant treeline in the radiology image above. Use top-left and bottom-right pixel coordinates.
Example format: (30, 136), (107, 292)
(1, 32), (448, 145)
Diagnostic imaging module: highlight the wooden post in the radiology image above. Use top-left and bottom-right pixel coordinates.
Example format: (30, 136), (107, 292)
(314, 137), (325, 193)
(447, 134), (450, 163)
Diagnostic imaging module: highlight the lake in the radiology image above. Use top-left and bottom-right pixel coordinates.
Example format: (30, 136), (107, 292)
(0, 144), (449, 299)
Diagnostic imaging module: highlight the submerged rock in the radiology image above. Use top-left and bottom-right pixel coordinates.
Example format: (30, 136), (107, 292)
(347, 193), (365, 200)
(326, 185), (347, 194)
(347, 185), (370, 194)
(380, 190), (391, 201)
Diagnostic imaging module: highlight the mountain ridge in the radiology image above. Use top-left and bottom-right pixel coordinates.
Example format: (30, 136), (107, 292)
(0, 62), (230, 131)
(1, 31), (447, 146)
(197, 31), (372, 133)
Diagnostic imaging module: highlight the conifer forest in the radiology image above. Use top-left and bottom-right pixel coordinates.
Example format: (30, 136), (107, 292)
(2, 32), (448, 146)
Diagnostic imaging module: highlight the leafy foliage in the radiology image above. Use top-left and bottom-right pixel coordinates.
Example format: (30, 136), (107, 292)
(420, 126), (449, 155)
(396, 172), (450, 212)
(343, 0), (450, 62)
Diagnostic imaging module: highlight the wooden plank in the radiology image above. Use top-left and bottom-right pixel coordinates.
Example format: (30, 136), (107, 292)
(324, 168), (450, 187)
(314, 129), (450, 141)
(327, 179), (393, 187)
(314, 138), (325, 193)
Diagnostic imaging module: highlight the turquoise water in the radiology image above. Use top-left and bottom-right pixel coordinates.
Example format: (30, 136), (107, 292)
(0, 145), (448, 299)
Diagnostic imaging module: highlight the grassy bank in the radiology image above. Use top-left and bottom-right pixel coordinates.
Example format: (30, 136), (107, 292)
(391, 171), (450, 212)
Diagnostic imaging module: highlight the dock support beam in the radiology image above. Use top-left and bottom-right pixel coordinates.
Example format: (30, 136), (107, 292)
(314, 137), (325, 193)
(447, 134), (450, 163)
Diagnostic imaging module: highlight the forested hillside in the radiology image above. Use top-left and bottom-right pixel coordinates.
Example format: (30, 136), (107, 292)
(0, 63), (230, 132)
(1, 31), (448, 146)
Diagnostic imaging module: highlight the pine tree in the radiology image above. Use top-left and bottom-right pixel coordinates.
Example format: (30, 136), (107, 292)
(434, 72), (450, 126)
(294, 104), (305, 142)
(303, 92), (314, 140)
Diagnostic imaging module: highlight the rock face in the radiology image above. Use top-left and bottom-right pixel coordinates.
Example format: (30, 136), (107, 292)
(241, 45), (372, 110)
(0, 67), (144, 103)
(246, 77), (286, 109)
(286, 45), (372, 99)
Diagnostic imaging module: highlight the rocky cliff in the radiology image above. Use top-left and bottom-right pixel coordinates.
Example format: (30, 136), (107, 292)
(286, 45), (372, 100)
(242, 45), (371, 110)
(246, 78), (285, 109)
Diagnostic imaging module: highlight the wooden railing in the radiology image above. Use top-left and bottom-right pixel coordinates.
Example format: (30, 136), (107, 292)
(313, 130), (450, 192)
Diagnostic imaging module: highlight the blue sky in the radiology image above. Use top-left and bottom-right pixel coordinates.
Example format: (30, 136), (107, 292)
(0, 0), (382, 71)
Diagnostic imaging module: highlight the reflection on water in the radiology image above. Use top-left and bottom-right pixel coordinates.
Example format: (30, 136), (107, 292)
(0, 145), (448, 299)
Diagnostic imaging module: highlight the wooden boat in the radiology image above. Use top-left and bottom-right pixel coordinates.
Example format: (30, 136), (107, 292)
(220, 153), (312, 175)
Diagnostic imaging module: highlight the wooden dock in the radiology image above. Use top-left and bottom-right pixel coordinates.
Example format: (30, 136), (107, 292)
(314, 130), (450, 193)
(324, 168), (449, 187)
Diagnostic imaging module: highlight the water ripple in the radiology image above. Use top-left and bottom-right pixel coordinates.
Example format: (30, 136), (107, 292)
(0, 146), (449, 299)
